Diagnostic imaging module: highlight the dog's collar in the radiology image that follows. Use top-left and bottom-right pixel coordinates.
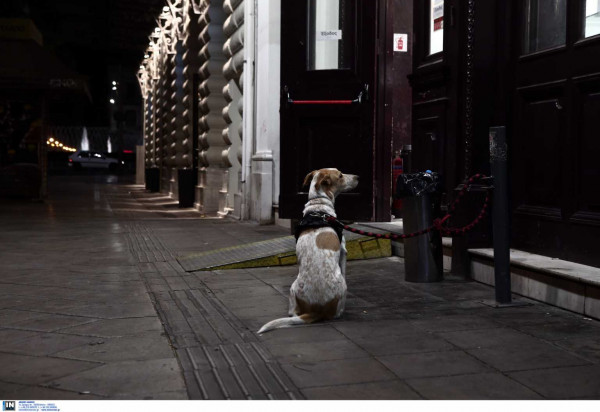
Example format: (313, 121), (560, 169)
(294, 211), (344, 243)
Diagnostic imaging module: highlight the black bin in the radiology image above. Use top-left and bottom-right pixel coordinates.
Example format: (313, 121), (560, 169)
(177, 168), (196, 208)
(145, 167), (160, 192)
(397, 171), (443, 282)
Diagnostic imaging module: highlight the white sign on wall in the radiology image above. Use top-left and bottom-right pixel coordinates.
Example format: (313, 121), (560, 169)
(393, 33), (408, 52)
(316, 30), (342, 41)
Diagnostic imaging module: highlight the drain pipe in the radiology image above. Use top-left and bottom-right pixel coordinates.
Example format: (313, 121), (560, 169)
(241, 0), (257, 219)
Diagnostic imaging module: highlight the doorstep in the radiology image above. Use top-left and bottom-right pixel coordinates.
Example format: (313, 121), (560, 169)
(359, 221), (600, 320)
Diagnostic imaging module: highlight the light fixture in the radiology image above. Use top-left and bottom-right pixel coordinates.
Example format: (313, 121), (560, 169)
(110, 99), (115, 104)
(49, 137), (54, 142)
(112, 81), (116, 86)
(112, 86), (117, 90)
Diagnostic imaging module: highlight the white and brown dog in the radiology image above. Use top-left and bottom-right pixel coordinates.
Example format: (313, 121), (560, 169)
(258, 168), (359, 334)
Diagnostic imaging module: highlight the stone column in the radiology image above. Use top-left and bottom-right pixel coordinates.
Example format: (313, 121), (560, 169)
(223, 0), (244, 218)
(195, 0), (230, 215)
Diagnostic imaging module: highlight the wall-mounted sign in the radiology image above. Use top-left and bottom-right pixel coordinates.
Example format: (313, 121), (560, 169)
(433, 0), (444, 31)
(393, 33), (408, 52)
(316, 30), (342, 41)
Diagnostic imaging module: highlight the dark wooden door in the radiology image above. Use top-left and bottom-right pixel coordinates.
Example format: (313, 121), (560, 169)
(510, 0), (600, 266)
(279, 0), (378, 220)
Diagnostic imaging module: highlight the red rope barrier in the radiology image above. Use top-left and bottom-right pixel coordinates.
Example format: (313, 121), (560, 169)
(327, 174), (492, 240)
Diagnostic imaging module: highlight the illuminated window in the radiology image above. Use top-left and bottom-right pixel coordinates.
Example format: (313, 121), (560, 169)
(585, 0), (600, 38)
(429, 0), (444, 55)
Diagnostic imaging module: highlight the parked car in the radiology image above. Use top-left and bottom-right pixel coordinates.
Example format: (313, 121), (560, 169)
(68, 151), (122, 172)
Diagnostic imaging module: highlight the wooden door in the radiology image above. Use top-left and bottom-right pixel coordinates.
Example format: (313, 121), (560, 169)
(511, 0), (600, 266)
(279, 0), (378, 220)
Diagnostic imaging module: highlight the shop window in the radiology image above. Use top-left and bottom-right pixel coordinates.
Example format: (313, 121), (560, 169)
(429, 0), (444, 55)
(308, 0), (354, 71)
(585, 0), (600, 38)
(522, 0), (567, 54)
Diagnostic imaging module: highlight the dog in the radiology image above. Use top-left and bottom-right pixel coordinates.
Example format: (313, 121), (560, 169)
(257, 168), (359, 334)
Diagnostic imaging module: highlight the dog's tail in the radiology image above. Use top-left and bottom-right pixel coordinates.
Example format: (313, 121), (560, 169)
(257, 313), (321, 334)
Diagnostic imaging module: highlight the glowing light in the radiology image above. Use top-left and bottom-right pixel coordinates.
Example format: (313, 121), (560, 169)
(163, 6), (170, 11)
(110, 99), (115, 104)
(112, 86), (117, 90)
(112, 81), (116, 86)
(49, 137), (54, 142)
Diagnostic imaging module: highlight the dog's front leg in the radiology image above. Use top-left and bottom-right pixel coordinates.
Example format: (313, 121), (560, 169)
(339, 237), (347, 279)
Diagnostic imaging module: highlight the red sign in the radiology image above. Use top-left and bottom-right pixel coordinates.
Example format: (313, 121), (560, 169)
(434, 17), (443, 31)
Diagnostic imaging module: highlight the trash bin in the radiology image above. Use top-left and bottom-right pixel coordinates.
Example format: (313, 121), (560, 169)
(145, 167), (160, 192)
(177, 168), (196, 208)
(397, 171), (443, 282)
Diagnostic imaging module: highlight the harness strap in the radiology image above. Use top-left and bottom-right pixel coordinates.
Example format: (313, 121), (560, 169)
(294, 212), (344, 243)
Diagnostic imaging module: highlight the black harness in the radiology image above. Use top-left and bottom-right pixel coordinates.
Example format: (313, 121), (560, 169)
(294, 211), (344, 243)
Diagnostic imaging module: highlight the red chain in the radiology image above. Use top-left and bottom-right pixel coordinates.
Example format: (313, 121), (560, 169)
(327, 174), (491, 240)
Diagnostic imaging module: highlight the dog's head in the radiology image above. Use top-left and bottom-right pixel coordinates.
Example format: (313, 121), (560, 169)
(303, 168), (359, 200)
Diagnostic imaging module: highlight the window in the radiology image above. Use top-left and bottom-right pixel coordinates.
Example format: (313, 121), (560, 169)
(429, 0), (444, 55)
(585, 0), (600, 38)
(308, 0), (354, 71)
(522, 0), (567, 54)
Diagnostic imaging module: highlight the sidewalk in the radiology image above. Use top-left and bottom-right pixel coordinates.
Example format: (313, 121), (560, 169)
(1, 175), (600, 400)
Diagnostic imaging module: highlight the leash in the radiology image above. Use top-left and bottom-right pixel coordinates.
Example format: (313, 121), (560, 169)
(323, 174), (493, 240)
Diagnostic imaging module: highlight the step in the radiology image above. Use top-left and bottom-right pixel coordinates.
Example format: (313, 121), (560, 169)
(177, 224), (391, 272)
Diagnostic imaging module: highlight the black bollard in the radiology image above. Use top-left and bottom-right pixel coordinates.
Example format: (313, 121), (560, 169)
(489, 126), (511, 304)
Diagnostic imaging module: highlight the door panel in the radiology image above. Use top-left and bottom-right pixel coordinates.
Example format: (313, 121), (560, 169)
(572, 74), (600, 226)
(280, 0), (377, 220)
(514, 83), (565, 215)
(510, 0), (600, 266)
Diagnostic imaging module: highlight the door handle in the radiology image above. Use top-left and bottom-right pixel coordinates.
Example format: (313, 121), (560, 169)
(285, 84), (368, 105)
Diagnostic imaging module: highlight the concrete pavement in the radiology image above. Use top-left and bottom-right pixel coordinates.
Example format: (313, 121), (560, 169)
(1, 174), (600, 400)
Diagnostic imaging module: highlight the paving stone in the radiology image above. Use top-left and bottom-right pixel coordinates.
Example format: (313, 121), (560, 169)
(47, 358), (186, 398)
(52, 303), (157, 319)
(257, 325), (348, 345)
(302, 380), (422, 400)
(508, 365), (600, 399)
(10, 385), (105, 400)
(406, 372), (543, 400)
(350, 330), (456, 356)
(516, 320), (600, 341)
(554, 335), (600, 363)
(0, 332), (100, 356)
(280, 357), (397, 388)
(377, 350), (491, 379)
(53, 331), (174, 362)
(466, 342), (591, 372)
(438, 327), (541, 349)
(332, 319), (420, 339)
(58, 317), (164, 338)
(0, 328), (40, 344)
(265, 339), (369, 364)
(408, 314), (502, 332)
(7, 314), (98, 332)
(0, 353), (99, 385)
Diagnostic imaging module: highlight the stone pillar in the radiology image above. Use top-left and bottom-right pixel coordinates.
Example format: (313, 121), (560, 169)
(195, 0), (230, 215)
(223, 0), (244, 218)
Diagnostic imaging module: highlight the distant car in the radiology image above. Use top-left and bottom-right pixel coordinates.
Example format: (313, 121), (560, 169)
(68, 151), (122, 171)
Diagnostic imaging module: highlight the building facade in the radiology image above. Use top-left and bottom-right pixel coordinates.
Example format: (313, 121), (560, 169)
(138, 0), (600, 269)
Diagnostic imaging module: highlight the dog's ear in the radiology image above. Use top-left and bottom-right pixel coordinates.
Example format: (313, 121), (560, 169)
(314, 173), (331, 191)
(303, 170), (317, 187)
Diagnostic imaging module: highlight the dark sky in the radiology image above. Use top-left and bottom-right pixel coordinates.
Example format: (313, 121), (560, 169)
(1, 0), (163, 126)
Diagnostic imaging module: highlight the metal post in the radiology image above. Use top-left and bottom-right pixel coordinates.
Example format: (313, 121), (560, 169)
(489, 126), (511, 304)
